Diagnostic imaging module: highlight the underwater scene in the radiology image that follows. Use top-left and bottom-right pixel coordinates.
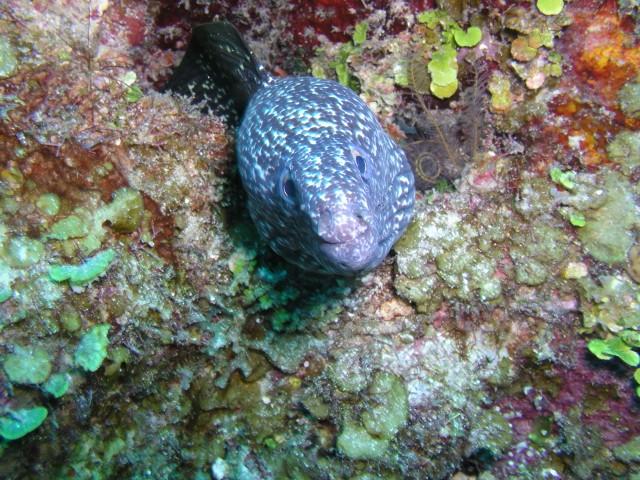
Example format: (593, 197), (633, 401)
(1, 0), (640, 478)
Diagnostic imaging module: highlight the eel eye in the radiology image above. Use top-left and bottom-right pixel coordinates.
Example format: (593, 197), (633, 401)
(355, 154), (366, 175)
(350, 145), (370, 182)
(279, 170), (297, 204)
(284, 177), (296, 197)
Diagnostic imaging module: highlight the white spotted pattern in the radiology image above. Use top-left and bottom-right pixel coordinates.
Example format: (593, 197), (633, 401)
(237, 76), (415, 275)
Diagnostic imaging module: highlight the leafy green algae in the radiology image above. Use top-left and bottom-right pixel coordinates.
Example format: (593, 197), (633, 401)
(48, 215), (88, 240)
(0, 407), (48, 441)
(537, 0), (565, 16)
(49, 248), (116, 287)
(588, 337), (640, 366)
(74, 324), (110, 372)
(3, 345), (52, 384)
(453, 26), (482, 48)
(43, 372), (71, 398)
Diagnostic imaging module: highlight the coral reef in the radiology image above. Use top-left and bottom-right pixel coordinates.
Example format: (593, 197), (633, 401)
(1, 0), (640, 479)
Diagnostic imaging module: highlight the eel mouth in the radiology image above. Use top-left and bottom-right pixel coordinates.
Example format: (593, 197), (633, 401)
(318, 228), (384, 275)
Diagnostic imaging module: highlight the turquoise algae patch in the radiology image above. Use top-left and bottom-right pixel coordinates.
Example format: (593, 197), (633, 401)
(49, 248), (116, 287)
(0, 407), (48, 441)
(0, 244), (16, 302)
(74, 324), (110, 372)
(0, 287), (11, 302)
(43, 372), (71, 398)
(3, 345), (52, 384)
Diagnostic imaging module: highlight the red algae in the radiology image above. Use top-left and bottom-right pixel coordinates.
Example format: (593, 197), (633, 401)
(561, 0), (640, 105)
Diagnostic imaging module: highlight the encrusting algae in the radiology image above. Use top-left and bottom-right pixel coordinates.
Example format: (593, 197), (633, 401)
(1, 0), (640, 479)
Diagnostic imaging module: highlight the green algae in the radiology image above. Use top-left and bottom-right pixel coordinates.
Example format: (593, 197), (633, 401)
(3, 345), (52, 384)
(43, 372), (71, 398)
(488, 71), (513, 113)
(581, 273), (640, 393)
(510, 221), (569, 286)
(511, 36), (538, 62)
(0, 37), (17, 78)
(580, 275), (640, 333)
(453, 26), (482, 48)
(394, 204), (508, 311)
(569, 211), (586, 227)
(59, 305), (82, 331)
(35, 193), (61, 216)
(0, 286), (11, 302)
(48, 215), (88, 240)
(588, 337), (639, 366)
(74, 324), (110, 372)
(550, 167), (576, 190)
(428, 44), (459, 99)
(578, 171), (639, 265)
(353, 22), (368, 46)
(49, 248), (116, 287)
(619, 81), (640, 119)
(537, 0), (565, 16)
(607, 130), (640, 174)
(466, 409), (513, 460)
(328, 349), (371, 393)
(301, 394), (330, 420)
(411, 9), (483, 99)
(613, 435), (640, 463)
(336, 371), (408, 460)
(361, 371), (408, 439)
(46, 189), (144, 254)
(465, 409), (513, 463)
(6, 236), (44, 268)
(0, 407), (48, 441)
(103, 187), (144, 233)
(337, 419), (390, 460)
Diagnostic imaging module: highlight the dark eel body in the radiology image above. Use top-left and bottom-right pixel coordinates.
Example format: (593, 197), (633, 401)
(166, 22), (415, 275)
